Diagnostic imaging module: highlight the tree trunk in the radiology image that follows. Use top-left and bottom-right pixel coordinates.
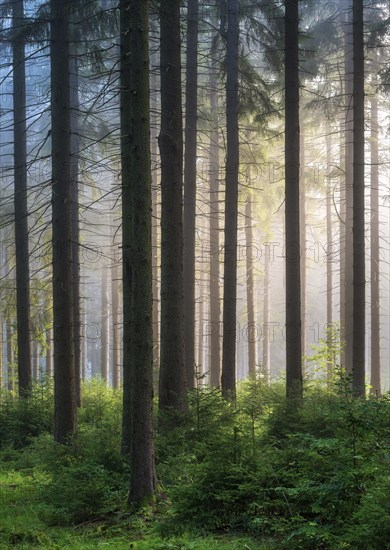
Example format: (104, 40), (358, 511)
(262, 242), (271, 383)
(101, 266), (109, 384)
(326, 132), (334, 382)
(51, 0), (77, 443)
(183, 0), (199, 390)
(158, 0), (187, 418)
(245, 195), (256, 378)
(12, 0), (32, 397)
(111, 240), (121, 389)
(370, 91), (380, 395)
(120, 0), (157, 506)
(285, 0), (302, 399)
(150, 23), (160, 389)
(46, 326), (53, 378)
(208, 52), (221, 388)
(221, 0), (239, 399)
(352, 0), (365, 397)
(70, 42), (81, 406)
(341, 0), (354, 375)
(300, 131), (306, 364)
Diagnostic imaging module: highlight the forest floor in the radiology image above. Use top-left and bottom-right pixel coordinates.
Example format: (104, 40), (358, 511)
(0, 467), (268, 549)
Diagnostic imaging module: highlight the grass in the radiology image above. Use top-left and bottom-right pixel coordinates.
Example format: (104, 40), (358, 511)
(0, 466), (269, 549)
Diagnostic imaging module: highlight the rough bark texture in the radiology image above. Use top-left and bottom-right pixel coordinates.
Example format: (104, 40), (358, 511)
(12, 0), (32, 397)
(245, 195), (256, 378)
(300, 132), (306, 363)
(285, 0), (302, 399)
(341, 0), (354, 375)
(183, 0), (199, 390)
(150, 26), (160, 387)
(158, 0), (187, 417)
(370, 92), (380, 395)
(208, 53), (221, 388)
(352, 0), (365, 397)
(221, 0), (239, 399)
(120, 0), (157, 506)
(70, 45), (81, 406)
(51, 0), (77, 443)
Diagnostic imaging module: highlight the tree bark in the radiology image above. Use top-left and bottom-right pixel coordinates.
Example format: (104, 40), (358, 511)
(221, 0), (239, 399)
(70, 41), (81, 406)
(12, 0), (32, 397)
(300, 131), (306, 364)
(51, 0), (77, 443)
(120, 0), (157, 506)
(208, 52), (221, 388)
(245, 195), (256, 378)
(370, 91), (380, 395)
(352, 0), (365, 397)
(285, 0), (302, 399)
(111, 239), (121, 389)
(158, 0), (187, 418)
(326, 132), (334, 382)
(183, 0), (199, 390)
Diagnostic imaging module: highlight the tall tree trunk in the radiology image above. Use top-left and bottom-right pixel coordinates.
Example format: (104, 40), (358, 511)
(101, 266), (109, 384)
(370, 91), (380, 395)
(111, 240), (121, 389)
(221, 0), (239, 399)
(300, 132), (306, 364)
(70, 44), (81, 406)
(208, 53), (221, 388)
(326, 132), (334, 382)
(12, 0), (32, 397)
(150, 23), (160, 387)
(341, 0), (354, 375)
(285, 0), (302, 399)
(183, 0), (199, 390)
(197, 275), (204, 381)
(352, 0), (365, 397)
(158, 0), (187, 418)
(120, 0), (157, 506)
(262, 242), (271, 383)
(51, 0), (77, 444)
(245, 195), (256, 378)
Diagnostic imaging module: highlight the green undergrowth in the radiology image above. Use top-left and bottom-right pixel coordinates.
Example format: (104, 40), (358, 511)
(0, 376), (389, 549)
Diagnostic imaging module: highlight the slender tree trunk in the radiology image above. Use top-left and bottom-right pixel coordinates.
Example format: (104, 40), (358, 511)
(352, 0), (365, 397)
(150, 24), (160, 387)
(326, 132), (334, 382)
(300, 131), (306, 364)
(209, 53), (221, 388)
(158, 0), (187, 418)
(111, 240), (121, 389)
(262, 242), (271, 383)
(183, 0), (199, 390)
(370, 91), (380, 395)
(221, 0), (239, 399)
(101, 266), (109, 384)
(197, 276), (204, 380)
(341, 0), (354, 375)
(120, 0), (157, 506)
(32, 339), (39, 381)
(339, 116), (346, 367)
(51, 0), (77, 444)
(12, 0), (32, 397)
(70, 44), (81, 406)
(285, 0), (302, 399)
(245, 195), (256, 378)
